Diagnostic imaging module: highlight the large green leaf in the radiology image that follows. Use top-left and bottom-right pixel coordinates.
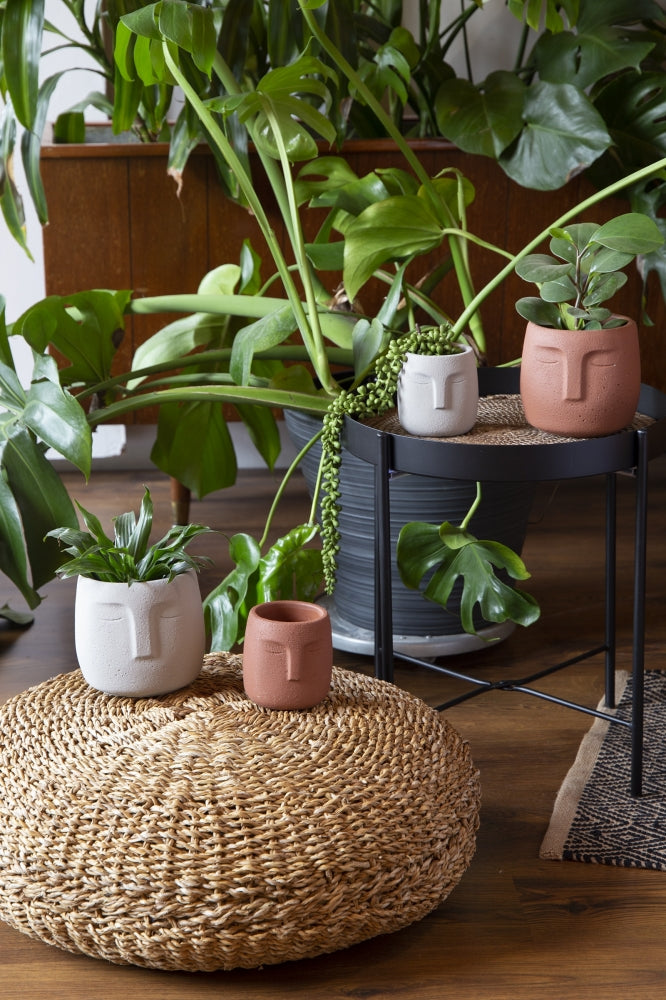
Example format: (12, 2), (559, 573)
(589, 73), (666, 184)
(0, 470), (40, 609)
(435, 71), (526, 158)
(23, 353), (92, 476)
(204, 532), (262, 650)
(256, 523), (322, 604)
(221, 55), (337, 161)
(343, 194), (444, 301)
(576, 0), (663, 32)
(12, 290), (131, 386)
(151, 400), (238, 498)
(1, 427), (79, 593)
(229, 304), (297, 386)
(533, 27), (654, 92)
(235, 400), (282, 471)
(397, 520), (540, 636)
(3, 0), (44, 130)
(499, 81), (611, 190)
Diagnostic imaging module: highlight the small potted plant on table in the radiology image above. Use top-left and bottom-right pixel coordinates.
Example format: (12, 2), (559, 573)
(515, 214), (664, 437)
(48, 488), (214, 698)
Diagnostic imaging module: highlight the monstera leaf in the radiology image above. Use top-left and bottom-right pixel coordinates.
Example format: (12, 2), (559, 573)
(397, 519), (540, 636)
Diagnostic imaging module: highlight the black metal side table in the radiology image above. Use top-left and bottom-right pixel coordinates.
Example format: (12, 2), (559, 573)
(343, 367), (666, 796)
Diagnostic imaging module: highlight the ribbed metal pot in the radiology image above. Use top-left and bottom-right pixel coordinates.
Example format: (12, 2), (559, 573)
(284, 408), (534, 646)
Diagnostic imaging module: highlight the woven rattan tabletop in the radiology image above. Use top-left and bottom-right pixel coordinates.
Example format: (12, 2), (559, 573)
(0, 653), (480, 972)
(363, 395), (655, 446)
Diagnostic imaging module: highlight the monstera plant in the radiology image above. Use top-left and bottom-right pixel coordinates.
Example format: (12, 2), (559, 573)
(1, 0), (665, 289)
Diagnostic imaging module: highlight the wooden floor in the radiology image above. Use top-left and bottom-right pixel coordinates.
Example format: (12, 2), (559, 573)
(2, 460), (666, 999)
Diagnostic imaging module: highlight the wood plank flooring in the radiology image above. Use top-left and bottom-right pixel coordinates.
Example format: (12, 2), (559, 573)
(1, 461), (666, 999)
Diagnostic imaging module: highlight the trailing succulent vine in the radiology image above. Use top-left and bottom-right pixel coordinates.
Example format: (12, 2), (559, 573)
(319, 323), (465, 592)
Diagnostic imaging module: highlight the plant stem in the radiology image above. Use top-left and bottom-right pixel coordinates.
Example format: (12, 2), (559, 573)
(461, 482), (482, 531)
(162, 44), (334, 391)
(258, 429), (323, 549)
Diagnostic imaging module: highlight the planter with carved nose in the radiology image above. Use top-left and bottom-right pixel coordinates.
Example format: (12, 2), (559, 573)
(242, 601), (333, 710)
(520, 318), (640, 438)
(396, 344), (478, 437)
(74, 572), (205, 697)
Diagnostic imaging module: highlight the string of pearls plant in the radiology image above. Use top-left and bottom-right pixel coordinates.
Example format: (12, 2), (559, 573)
(319, 323), (464, 592)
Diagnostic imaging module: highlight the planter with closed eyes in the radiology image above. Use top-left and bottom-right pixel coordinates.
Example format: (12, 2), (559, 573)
(397, 343), (479, 438)
(75, 572), (205, 697)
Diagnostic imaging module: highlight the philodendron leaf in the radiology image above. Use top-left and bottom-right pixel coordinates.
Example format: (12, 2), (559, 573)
(256, 523), (322, 604)
(397, 520), (540, 636)
(343, 194), (444, 301)
(500, 81), (610, 191)
(12, 290), (131, 386)
(204, 532), (262, 650)
(435, 71), (526, 159)
(533, 24), (654, 92)
(151, 400), (238, 498)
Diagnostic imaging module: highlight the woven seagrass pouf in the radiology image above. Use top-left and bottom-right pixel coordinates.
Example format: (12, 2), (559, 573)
(0, 653), (480, 972)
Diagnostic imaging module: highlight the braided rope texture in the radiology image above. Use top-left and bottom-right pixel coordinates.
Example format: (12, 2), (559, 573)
(0, 654), (480, 972)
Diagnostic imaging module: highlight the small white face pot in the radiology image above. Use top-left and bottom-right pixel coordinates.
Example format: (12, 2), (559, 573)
(397, 345), (478, 437)
(74, 572), (206, 697)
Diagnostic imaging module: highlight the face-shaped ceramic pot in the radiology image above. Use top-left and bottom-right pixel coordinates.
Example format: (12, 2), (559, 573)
(397, 345), (478, 437)
(520, 318), (640, 437)
(75, 572), (205, 697)
(242, 601), (333, 710)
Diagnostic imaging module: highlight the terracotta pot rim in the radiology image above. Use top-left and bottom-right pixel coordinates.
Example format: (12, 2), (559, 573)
(251, 600), (328, 624)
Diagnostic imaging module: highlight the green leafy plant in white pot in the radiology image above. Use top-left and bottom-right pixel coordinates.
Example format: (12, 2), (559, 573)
(515, 214), (664, 437)
(48, 488), (214, 697)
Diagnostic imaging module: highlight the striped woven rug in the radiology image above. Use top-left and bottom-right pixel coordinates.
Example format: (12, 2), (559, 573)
(541, 670), (666, 869)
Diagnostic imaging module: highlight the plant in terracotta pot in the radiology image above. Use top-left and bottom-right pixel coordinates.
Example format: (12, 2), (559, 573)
(47, 487), (214, 697)
(515, 214), (664, 436)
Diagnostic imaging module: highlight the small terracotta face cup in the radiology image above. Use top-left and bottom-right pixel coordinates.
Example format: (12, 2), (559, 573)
(242, 601), (333, 710)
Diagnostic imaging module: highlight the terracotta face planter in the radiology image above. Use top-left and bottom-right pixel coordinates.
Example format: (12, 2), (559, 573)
(397, 345), (478, 437)
(242, 601), (333, 710)
(75, 572), (205, 697)
(520, 318), (641, 438)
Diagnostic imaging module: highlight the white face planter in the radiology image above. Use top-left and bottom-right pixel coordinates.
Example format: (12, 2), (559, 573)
(75, 572), (206, 697)
(397, 345), (478, 437)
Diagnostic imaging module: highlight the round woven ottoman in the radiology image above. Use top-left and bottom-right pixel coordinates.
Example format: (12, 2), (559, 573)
(0, 653), (480, 972)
